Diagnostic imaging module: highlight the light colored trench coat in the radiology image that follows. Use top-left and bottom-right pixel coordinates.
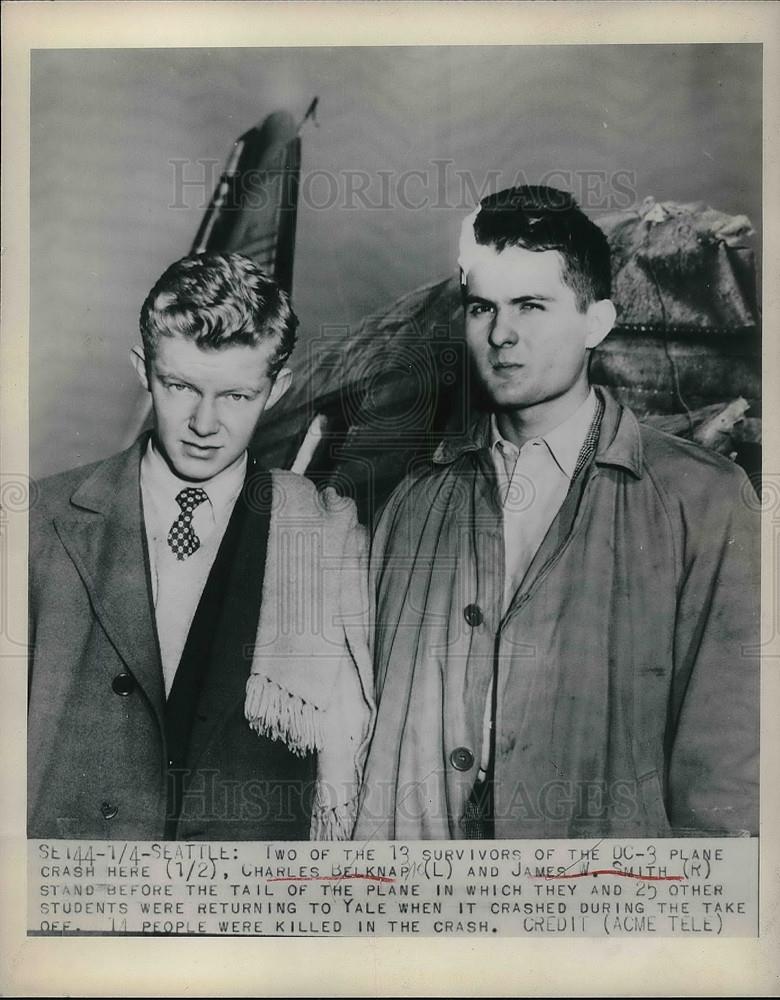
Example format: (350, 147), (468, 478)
(354, 387), (759, 840)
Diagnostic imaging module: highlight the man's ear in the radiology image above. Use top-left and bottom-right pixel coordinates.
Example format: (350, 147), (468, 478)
(264, 367), (292, 412)
(131, 346), (150, 391)
(584, 299), (617, 350)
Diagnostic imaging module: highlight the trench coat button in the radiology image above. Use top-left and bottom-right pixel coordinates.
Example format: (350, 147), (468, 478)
(463, 604), (483, 627)
(450, 746), (475, 771)
(112, 672), (135, 696)
(101, 801), (119, 820)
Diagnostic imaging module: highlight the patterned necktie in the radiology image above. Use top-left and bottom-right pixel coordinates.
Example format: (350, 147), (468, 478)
(167, 487), (209, 560)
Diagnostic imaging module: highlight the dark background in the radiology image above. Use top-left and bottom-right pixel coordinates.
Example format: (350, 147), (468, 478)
(30, 44), (762, 480)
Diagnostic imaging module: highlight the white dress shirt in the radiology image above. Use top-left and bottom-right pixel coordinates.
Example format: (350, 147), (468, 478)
(140, 439), (246, 697)
(477, 389), (598, 776)
(491, 389), (598, 610)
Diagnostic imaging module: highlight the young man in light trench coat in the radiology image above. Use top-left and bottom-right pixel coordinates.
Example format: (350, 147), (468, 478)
(355, 186), (759, 841)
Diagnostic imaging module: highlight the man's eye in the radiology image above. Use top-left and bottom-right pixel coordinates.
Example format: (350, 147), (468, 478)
(167, 382), (191, 392)
(518, 301), (542, 312)
(467, 302), (493, 317)
(228, 393), (249, 402)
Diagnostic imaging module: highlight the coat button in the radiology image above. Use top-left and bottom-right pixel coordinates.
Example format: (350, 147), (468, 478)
(463, 604), (483, 627)
(450, 746), (475, 771)
(112, 672), (135, 696)
(100, 801), (119, 820)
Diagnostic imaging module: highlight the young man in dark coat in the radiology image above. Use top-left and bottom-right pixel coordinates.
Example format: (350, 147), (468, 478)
(355, 186), (759, 841)
(29, 252), (374, 841)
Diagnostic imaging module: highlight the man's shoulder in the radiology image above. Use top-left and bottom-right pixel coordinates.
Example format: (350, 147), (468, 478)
(631, 420), (754, 533)
(384, 457), (459, 506)
(33, 449), (130, 518)
(369, 463), (453, 541)
(636, 420), (749, 499)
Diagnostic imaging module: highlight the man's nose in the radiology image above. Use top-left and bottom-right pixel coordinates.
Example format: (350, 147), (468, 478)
(189, 396), (219, 436)
(488, 309), (519, 349)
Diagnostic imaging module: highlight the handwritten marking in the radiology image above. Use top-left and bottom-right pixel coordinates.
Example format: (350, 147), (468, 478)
(268, 874), (396, 884)
(540, 869), (683, 882)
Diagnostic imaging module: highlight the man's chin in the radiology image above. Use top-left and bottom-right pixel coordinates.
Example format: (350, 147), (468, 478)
(169, 450), (228, 483)
(486, 387), (536, 410)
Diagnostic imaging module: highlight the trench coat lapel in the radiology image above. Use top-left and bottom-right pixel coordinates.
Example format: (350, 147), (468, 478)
(502, 388), (639, 620)
(52, 438), (165, 721)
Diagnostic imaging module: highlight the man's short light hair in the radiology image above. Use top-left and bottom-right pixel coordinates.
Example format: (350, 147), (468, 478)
(140, 252), (298, 378)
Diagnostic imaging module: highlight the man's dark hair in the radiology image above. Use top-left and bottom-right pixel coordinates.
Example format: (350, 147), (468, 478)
(140, 252), (298, 378)
(471, 185), (611, 310)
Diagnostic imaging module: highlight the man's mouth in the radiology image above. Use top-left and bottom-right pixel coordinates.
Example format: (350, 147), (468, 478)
(182, 441), (221, 456)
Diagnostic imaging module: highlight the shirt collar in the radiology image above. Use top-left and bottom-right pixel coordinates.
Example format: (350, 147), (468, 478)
(433, 385), (644, 480)
(140, 437), (247, 517)
(489, 389), (598, 480)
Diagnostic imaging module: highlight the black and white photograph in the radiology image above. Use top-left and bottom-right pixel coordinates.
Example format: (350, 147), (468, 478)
(27, 40), (762, 840)
(2, 1), (779, 995)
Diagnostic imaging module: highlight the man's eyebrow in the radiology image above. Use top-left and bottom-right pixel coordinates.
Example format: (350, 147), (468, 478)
(155, 369), (191, 383)
(463, 293), (554, 305)
(509, 294), (553, 304)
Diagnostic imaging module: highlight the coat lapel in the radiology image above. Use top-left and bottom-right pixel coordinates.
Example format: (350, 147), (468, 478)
(179, 469), (272, 772)
(52, 438), (165, 721)
(502, 391), (616, 620)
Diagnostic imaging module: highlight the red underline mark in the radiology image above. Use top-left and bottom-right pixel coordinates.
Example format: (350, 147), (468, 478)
(541, 869), (684, 882)
(268, 874), (396, 883)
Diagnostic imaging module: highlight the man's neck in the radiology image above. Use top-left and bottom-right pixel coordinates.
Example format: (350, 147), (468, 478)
(495, 382), (592, 449)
